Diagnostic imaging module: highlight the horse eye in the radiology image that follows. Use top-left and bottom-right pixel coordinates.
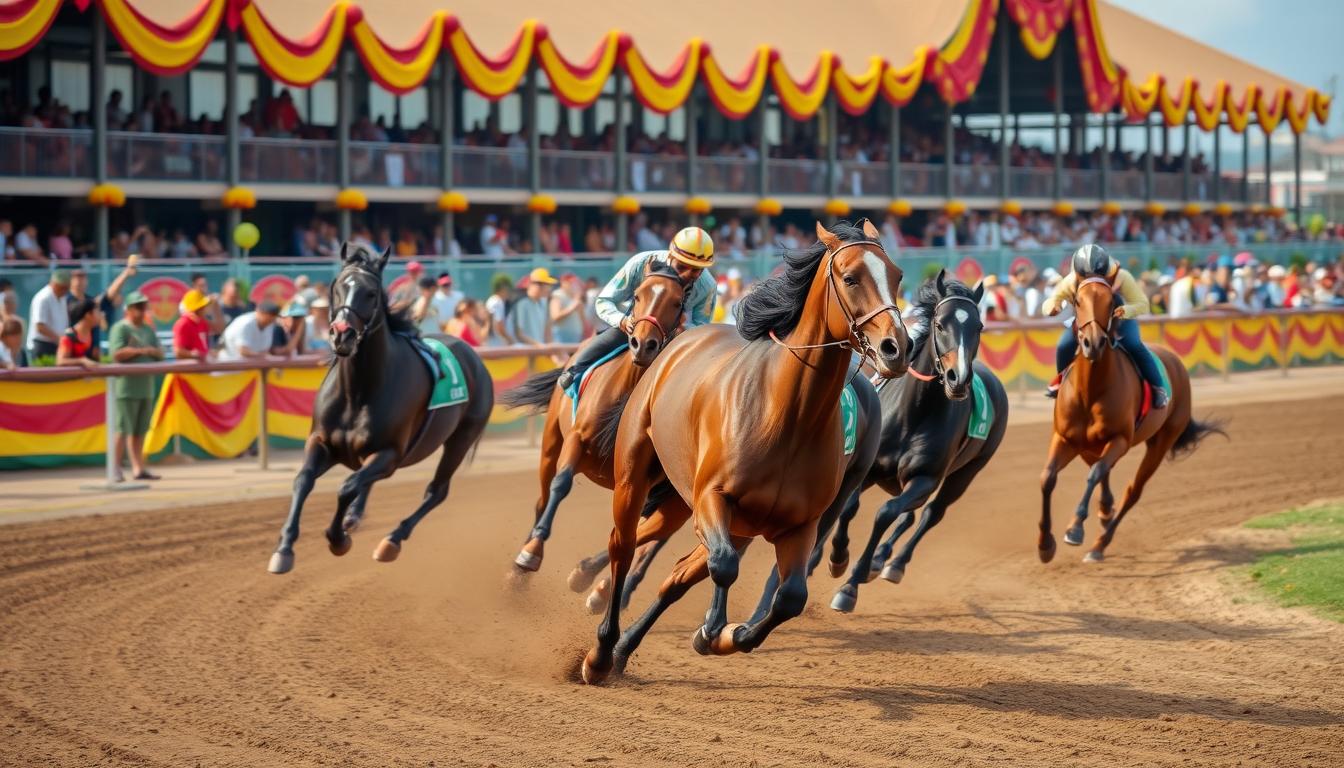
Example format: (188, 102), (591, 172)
(842, 275), (859, 287)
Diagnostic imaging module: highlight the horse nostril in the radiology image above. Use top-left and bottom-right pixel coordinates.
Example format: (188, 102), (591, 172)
(879, 338), (900, 358)
(629, 338), (641, 353)
(946, 367), (958, 382)
(645, 338), (659, 354)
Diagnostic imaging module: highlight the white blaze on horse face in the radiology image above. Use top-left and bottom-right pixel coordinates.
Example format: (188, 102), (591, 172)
(955, 308), (970, 325)
(861, 251), (897, 310)
(647, 281), (665, 310)
(344, 277), (360, 301)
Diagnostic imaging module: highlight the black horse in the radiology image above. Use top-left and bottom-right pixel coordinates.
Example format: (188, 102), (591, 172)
(819, 271), (1009, 613)
(267, 243), (493, 574)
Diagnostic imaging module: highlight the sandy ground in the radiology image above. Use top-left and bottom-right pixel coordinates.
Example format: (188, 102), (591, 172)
(3, 375), (1344, 767)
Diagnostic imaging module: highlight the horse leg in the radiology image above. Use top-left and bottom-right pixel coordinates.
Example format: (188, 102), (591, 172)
(1087, 435), (1169, 562)
(612, 542), (715, 674)
(569, 481), (676, 592)
(267, 439), (333, 574)
(584, 493), (691, 610)
(620, 537), (672, 609)
(519, 418), (563, 571)
(375, 420), (482, 563)
(1097, 474), (1116, 527)
(690, 493), (742, 656)
(326, 449), (398, 556)
(871, 510), (918, 582)
(1064, 438), (1128, 547)
(1039, 435), (1077, 563)
(882, 450), (994, 583)
(831, 476), (936, 613)
(825, 490), (863, 578)
(516, 434), (584, 572)
(728, 522), (817, 654)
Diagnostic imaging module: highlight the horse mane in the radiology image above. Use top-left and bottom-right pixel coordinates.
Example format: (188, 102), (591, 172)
(646, 260), (681, 281)
(340, 244), (417, 336)
(906, 275), (976, 359)
(734, 221), (869, 341)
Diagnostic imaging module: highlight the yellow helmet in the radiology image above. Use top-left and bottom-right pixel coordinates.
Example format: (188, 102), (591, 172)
(668, 226), (715, 268)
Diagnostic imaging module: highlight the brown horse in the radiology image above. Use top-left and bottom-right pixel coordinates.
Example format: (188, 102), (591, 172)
(1039, 277), (1223, 563)
(580, 220), (909, 684)
(500, 260), (691, 578)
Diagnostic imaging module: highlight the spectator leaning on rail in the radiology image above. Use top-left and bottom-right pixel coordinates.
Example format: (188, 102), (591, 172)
(27, 269), (71, 360)
(109, 290), (163, 482)
(219, 301), (281, 361)
(1, 317), (23, 369)
(57, 297), (101, 369)
(555, 226), (718, 391)
(173, 289), (214, 361)
(1042, 243), (1168, 409)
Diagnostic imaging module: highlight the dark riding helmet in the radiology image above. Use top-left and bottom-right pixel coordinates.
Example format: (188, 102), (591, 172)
(1071, 243), (1115, 278)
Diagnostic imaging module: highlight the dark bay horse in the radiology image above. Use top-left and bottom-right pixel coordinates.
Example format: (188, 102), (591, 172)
(825, 272), (1009, 613)
(580, 220), (908, 684)
(500, 260), (690, 578)
(267, 243), (493, 574)
(1040, 276), (1222, 564)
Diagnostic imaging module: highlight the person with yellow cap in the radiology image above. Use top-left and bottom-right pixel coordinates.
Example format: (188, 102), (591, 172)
(555, 226), (717, 390)
(508, 267), (559, 346)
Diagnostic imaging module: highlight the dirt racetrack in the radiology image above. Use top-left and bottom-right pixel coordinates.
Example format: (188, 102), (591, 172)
(3, 392), (1344, 768)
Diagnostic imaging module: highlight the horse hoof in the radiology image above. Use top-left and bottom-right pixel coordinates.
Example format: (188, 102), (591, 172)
(514, 549), (542, 572)
(580, 650), (610, 685)
(691, 626), (714, 656)
(585, 589), (609, 615)
(1038, 539), (1057, 564)
(327, 533), (352, 557)
(827, 556), (849, 579)
(1063, 526), (1085, 546)
(830, 585), (858, 614)
(879, 564), (905, 584)
(267, 551), (294, 574)
(1083, 550), (1105, 563)
(692, 624), (742, 656)
(567, 566), (597, 593)
(373, 538), (401, 563)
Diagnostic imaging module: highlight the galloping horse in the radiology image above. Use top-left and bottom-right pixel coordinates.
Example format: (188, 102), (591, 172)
(500, 260), (690, 577)
(580, 220), (907, 684)
(825, 272), (1009, 613)
(1039, 275), (1222, 564)
(267, 243), (493, 574)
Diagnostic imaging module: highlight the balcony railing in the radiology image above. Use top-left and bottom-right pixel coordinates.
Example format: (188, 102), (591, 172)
(452, 145), (528, 189)
(1108, 170), (1145, 200)
(1008, 167), (1053, 199)
(900, 163), (947, 197)
(951, 165), (1001, 198)
(697, 156), (755, 195)
(108, 131), (226, 182)
(838, 161), (889, 197)
(627, 154), (684, 193)
(241, 137), (337, 184)
(349, 141), (440, 187)
(543, 149), (615, 191)
(768, 159), (826, 195)
(0, 127), (93, 178)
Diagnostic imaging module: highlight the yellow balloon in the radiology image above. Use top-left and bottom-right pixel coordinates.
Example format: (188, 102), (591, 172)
(233, 222), (260, 250)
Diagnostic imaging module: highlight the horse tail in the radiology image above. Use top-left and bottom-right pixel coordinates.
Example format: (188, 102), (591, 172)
(1168, 415), (1227, 461)
(499, 368), (562, 413)
(594, 392), (631, 464)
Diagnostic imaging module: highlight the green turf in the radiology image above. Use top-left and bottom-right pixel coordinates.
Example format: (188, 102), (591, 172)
(1244, 504), (1344, 622)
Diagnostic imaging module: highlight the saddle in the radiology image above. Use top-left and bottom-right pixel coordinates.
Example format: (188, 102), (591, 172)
(1060, 343), (1169, 423)
(565, 345), (628, 419)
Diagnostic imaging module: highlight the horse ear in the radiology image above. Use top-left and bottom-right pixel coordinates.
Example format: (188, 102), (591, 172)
(861, 218), (881, 241)
(340, 241), (350, 263)
(815, 221), (841, 252)
(936, 268), (948, 295)
(377, 245), (391, 273)
(972, 280), (985, 304)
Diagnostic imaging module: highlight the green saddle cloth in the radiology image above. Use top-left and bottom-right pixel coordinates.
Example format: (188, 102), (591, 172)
(968, 372), (993, 441)
(840, 383), (858, 456)
(424, 337), (469, 410)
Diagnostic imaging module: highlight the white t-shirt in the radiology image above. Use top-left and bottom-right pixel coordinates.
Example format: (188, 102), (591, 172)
(432, 288), (464, 320)
(480, 225), (505, 258)
(15, 230), (39, 256)
(219, 312), (272, 361)
(0, 343), (13, 367)
(27, 285), (67, 347)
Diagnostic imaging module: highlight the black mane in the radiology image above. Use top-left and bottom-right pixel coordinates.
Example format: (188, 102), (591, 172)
(339, 244), (417, 336)
(734, 221), (871, 341)
(907, 275), (976, 358)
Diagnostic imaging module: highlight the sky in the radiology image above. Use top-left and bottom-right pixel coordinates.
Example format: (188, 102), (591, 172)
(1109, 0), (1343, 137)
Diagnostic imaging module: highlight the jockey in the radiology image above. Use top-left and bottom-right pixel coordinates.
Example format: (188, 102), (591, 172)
(555, 226), (718, 391)
(1043, 243), (1168, 409)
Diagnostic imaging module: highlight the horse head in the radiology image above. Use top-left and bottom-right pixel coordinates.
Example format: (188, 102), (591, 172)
(329, 242), (391, 357)
(922, 269), (984, 400)
(815, 219), (909, 377)
(626, 260), (688, 367)
(1074, 276), (1116, 363)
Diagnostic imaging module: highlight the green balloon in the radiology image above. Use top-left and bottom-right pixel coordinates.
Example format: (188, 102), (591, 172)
(1308, 213), (1325, 236)
(703, 215), (717, 229)
(234, 222), (260, 250)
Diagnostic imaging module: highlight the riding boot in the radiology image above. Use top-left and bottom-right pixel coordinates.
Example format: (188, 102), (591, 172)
(1151, 386), (1169, 409)
(557, 325), (629, 390)
(1044, 372), (1062, 399)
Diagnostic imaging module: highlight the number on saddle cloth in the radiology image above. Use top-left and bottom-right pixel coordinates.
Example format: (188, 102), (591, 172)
(968, 373), (993, 440)
(419, 337), (469, 409)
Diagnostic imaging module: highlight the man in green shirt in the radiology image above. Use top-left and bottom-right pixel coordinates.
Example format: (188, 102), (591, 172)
(109, 291), (163, 482)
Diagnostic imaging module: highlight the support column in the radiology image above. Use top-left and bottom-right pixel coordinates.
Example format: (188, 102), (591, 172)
(998, 17), (1010, 199)
(944, 102), (955, 199)
(1052, 50), (1062, 202)
(337, 47), (352, 240)
(1293, 128), (1302, 226)
(1181, 118), (1191, 202)
(1212, 121), (1221, 203)
(756, 93), (768, 197)
(92, 13), (108, 260)
(1241, 128), (1250, 203)
(685, 85), (698, 196)
(889, 103), (901, 198)
(613, 69), (628, 251)
(1099, 112), (1110, 201)
(1264, 127), (1272, 207)
(225, 26), (241, 259)
(826, 94), (839, 198)
(1144, 113), (1154, 201)
(526, 64), (541, 250)
(439, 52), (455, 254)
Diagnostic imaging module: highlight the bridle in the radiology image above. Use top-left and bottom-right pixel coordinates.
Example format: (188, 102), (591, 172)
(1073, 275), (1118, 346)
(628, 270), (685, 345)
(906, 294), (981, 383)
(769, 240), (901, 366)
(330, 267), (384, 347)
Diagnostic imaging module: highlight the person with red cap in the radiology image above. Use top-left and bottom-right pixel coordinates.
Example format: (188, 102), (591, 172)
(391, 260), (424, 312)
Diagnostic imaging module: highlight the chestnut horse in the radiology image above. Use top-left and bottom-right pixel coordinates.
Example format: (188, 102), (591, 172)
(580, 220), (908, 684)
(500, 260), (690, 578)
(1039, 276), (1223, 563)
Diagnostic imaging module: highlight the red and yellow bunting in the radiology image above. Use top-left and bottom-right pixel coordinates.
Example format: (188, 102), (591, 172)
(770, 51), (833, 121)
(832, 56), (883, 116)
(1071, 0), (1122, 113)
(240, 0), (348, 87)
(350, 10), (446, 95)
(1007, 0), (1070, 60)
(701, 44), (771, 120)
(0, 377), (105, 468)
(98, 0), (225, 76)
(447, 17), (536, 100)
(622, 38), (701, 115)
(929, 0), (999, 104)
(537, 29), (621, 109)
(0, 0), (64, 62)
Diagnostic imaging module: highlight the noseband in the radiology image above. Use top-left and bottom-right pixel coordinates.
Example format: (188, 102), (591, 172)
(330, 268), (384, 347)
(906, 294), (981, 383)
(769, 240), (901, 365)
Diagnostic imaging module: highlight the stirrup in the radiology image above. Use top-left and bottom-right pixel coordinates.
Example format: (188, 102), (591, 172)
(556, 368), (577, 390)
(1151, 386), (1169, 409)
(1043, 388), (1058, 399)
